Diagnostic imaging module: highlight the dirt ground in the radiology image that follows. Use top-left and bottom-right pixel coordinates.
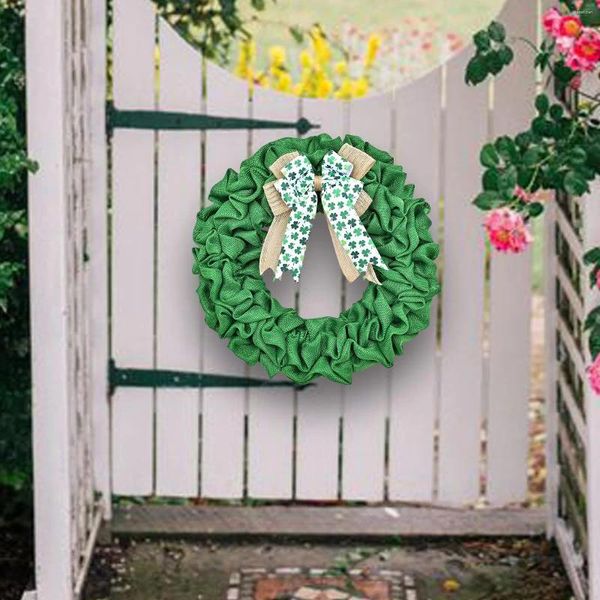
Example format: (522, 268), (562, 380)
(83, 536), (572, 600)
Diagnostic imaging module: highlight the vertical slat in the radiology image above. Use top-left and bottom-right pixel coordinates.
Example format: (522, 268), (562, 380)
(27, 0), (76, 595)
(340, 95), (393, 501)
(545, 203), (559, 535)
(247, 85), (298, 500)
(485, 0), (536, 506)
(389, 67), (442, 502)
(111, 0), (156, 496)
(584, 182), (600, 600)
(200, 63), (250, 499)
(438, 51), (488, 504)
(295, 99), (345, 500)
(155, 20), (202, 497)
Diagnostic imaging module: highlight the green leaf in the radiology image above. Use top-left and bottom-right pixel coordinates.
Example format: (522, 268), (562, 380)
(549, 104), (564, 121)
(580, 0), (600, 26)
(488, 21), (506, 42)
(583, 247), (600, 265)
(523, 146), (543, 167)
(482, 168), (500, 191)
(585, 306), (600, 330)
(484, 50), (504, 75)
(535, 94), (550, 115)
(497, 44), (514, 67)
(289, 25), (304, 44)
(527, 202), (544, 217)
(570, 146), (588, 165)
(473, 30), (491, 51)
(480, 144), (500, 168)
(564, 170), (589, 196)
(465, 54), (488, 85)
(473, 191), (504, 210)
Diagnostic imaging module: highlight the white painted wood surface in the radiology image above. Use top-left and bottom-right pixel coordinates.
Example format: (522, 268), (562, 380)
(27, 0), (76, 595)
(339, 95), (394, 501)
(485, 0), (536, 507)
(295, 99), (345, 500)
(201, 62), (250, 499)
(389, 67), (442, 503)
(155, 21), (202, 497)
(89, 0), (111, 519)
(584, 182), (600, 600)
(247, 85), (298, 499)
(111, 0), (156, 496)
(438, 49), (488, 505)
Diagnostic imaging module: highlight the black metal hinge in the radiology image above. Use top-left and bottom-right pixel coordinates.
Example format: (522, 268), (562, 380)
(106, 102), (318, 136)
(109, 359), (309, 395)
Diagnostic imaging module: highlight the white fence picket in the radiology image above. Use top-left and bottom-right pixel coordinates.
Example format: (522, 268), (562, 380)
(247, 86), (298, 499)
(389, 67), (442, 502)
(485, 0), (536, 507)
(110, 0), (156, 495)
(155, 20), (202, 497)
(339, 95), (393, 501)
(438, 50), (488, 505)
(201, 63), (250, 498)
(294, 99), (346, 500)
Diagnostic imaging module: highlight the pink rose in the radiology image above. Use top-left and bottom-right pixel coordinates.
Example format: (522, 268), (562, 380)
(587, 354), (600, 395)
(568, 28), (600, 71)
(543, 7), (562, 37)
(484, 208), (533, 254)
(595, 268), (600, 290)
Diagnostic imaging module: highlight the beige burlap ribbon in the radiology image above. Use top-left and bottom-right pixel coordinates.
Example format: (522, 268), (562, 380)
(259, 143), (383, 284)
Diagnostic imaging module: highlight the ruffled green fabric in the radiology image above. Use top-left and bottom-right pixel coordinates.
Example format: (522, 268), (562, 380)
(193, 134), (440, 385)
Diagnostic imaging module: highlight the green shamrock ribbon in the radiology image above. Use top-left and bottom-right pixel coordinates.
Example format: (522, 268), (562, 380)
(261, 148), (388, 285)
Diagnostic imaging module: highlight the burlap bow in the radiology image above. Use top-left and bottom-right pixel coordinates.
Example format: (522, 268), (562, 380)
(260, 143), (388, 285)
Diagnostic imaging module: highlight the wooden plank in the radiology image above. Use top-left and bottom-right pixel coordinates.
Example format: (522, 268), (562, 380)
(111, 504), (547, 540)
(295, 99), (345, 500)
(111, 0), (156, 496)
(26, 0), (76, 595)
(389, 67), (442, 503)
(583, 180), (600, 600)
(155, 20), (202, 497)
(486, 0), (536, 506)
(438, 50), (488, 505)
(340, 95), (394, 501)
(247, 85), (298, 499)
(200, 62), (250, 499)
(88, 0), (111, 518)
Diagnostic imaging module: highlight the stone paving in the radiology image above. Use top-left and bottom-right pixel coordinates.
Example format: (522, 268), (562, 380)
(226, 567), (418, 600)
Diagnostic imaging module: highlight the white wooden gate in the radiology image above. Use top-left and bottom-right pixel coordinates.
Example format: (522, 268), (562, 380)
(25, 0), (552, 598)
(105, 0), (537, 506)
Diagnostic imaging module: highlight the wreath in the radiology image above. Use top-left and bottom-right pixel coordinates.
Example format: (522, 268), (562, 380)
(192, 134), (439, 385)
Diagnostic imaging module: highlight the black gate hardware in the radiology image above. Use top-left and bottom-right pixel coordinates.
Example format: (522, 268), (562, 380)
(109, 360), (310, 395)
(106, 102), (318, 135)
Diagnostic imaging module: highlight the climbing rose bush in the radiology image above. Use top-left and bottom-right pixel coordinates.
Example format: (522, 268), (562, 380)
(465, 3), (600, 393)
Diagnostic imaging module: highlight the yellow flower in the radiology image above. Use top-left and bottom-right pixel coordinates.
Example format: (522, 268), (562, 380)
(311, 26), (331, 64)
(274, 71), (293, 93)
(364, 33), (381, 68)
(335, 78), (354, 100)
(299, 50), (313, 69)
(234, 39), (255, 79)
(353, 76), (369, 98)
(269, 45), (286, 68)
(334, 61), (348, 77)
(316, 77), (334, 98)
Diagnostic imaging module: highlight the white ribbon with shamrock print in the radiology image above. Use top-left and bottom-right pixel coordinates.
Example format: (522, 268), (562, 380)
(260, 143), (388, 285)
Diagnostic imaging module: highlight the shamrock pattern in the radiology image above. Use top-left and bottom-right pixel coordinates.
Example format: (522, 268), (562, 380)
(273, 151), (388, 283)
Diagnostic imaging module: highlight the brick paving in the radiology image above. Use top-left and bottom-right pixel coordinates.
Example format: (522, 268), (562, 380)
(226, 567), (417, 600)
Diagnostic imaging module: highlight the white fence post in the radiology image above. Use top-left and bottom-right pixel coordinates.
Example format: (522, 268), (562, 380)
(26, 0), (76, 597)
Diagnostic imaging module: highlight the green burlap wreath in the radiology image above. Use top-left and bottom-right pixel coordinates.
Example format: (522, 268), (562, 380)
(192, 134), (439, 385)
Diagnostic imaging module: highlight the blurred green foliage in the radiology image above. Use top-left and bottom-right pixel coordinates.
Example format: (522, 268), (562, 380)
(0, 0), (37, 521)
(153, 0), (270, 63)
